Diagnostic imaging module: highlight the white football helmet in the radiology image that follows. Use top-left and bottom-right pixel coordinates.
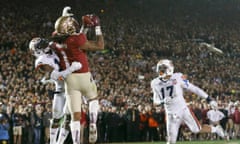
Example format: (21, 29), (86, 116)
(156, 59), (174, 78)
(29, 37), (50, 57)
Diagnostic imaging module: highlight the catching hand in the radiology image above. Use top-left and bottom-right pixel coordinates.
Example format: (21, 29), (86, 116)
(82, 14), (100, 27)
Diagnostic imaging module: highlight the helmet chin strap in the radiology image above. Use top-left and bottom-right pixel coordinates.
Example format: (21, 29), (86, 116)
(159, 75), (171, 82)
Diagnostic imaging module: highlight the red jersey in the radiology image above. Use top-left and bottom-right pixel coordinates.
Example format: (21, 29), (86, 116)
(52, 33), (89, 73)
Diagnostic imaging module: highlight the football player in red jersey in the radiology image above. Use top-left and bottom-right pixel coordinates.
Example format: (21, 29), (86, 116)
(50, 6), (104, 144)
(29, 37), (82, 144)
(29, 8), (82, 144)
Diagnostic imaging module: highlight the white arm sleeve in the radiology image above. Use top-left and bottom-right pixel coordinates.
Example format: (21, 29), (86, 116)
(151, 82), (164, 105)
(153, 90), (163, 105)
(182, 81), (208, 99)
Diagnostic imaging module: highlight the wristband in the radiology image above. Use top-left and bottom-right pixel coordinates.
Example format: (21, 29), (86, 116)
(95, 26), (102, 35)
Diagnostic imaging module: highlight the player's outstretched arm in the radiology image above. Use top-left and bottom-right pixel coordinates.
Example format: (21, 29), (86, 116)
(80, 14), (104, 51)
(50, 62), (82, 81)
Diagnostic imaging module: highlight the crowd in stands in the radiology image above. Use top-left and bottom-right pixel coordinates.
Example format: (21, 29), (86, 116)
(0, 0), (240, 143)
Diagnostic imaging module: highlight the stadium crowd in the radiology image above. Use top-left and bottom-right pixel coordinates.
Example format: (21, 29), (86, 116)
(0, 0), (240, 143)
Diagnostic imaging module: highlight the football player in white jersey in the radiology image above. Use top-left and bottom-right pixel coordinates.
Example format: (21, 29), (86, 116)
(151, 59), (226, 144)
(29, 37), (82, 144)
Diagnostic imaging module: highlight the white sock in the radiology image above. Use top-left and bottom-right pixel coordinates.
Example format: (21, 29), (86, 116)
(89, 100), (99, 123)
(70, 121), (81, 144)
(50, 127), (59, 144)
(56, 128), (69, 144)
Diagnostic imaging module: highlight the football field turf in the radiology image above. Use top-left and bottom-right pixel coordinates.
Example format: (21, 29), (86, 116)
(107, 140), (240, 144)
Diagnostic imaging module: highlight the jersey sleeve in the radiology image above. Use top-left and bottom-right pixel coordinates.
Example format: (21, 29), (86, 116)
(179, 73), (209, 99)
(151, 80), (164, 105)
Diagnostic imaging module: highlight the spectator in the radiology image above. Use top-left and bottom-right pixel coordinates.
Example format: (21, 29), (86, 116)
(207, 101), (226, 140)
(42, 103), (51, 144)
(232, 101), (240, 139)
(12, 104), (23, 144)
(0, 113), (10, 144)
(32, 104), (43, 144)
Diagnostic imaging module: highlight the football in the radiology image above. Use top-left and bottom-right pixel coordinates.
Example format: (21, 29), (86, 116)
(82, 15), (94, 27)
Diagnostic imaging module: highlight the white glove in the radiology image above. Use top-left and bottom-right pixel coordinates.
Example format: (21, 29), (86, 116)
(62, 6), (73, 16)
(50, 62), (82, 81)
(50, 70), (61, 81)
(68, 62), (82, 72)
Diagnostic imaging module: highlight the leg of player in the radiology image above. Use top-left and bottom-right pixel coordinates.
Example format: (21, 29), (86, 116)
(57, 102), (71, 144)
(57, 114), (71, 144)
(66, 91), (82, 144)
(184, 108), (228, 141)
(50, 93), (66, 144)
(70, 113), (81, 144)
(49, 118), (60, 144)
(88, 99), (99, 143)
(200, 124), (228, 140)
(166, 114), (181, 144)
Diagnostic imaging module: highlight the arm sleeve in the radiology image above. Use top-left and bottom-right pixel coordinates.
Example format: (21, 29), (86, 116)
(181, 79), (208, 99)
(187, 83), (208, 99)
(151, 82), (164, 105)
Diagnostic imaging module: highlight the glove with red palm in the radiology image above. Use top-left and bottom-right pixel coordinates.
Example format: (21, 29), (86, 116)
(90, 14), (100, 27)
(82, 14), (100, 27)
(81, 14), (102, 35)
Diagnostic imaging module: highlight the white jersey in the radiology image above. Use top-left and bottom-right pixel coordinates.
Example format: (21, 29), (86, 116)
(207, 109), (225, 123)
(35, 52), (64, 92)
(151, 72), (208, 114)
(35, 52), (60, 71)
(35, 52), (68, 118)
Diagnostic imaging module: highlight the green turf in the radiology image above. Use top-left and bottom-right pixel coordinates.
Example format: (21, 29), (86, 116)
(106, 140), (240, 144)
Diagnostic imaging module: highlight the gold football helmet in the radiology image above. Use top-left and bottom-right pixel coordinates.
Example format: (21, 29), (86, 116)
(54, 16), (80, 35)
